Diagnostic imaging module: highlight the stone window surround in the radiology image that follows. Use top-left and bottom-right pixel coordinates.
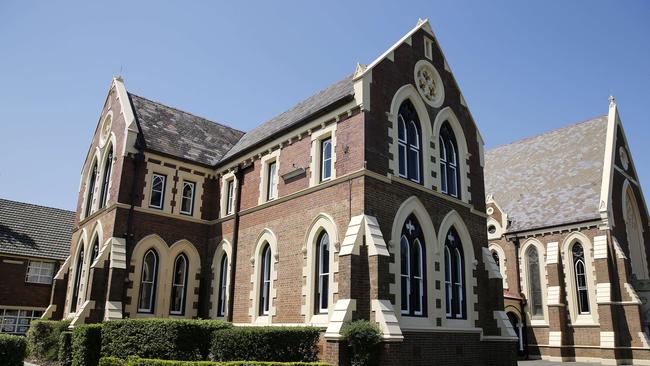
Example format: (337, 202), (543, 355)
(258, 150), (281, 205)
(143, 163), (175, 215)
(488, 243), (508, 290)
(81, 114), (116, 220)
(219, 172), (237, 218)
(66, 223), (105, 317)
(560, 232), (599, 326)
(309, 124), (337, 187)
(177, 169), (204, 220)
(212, 240), (232, 319)
(519, 238), (549, 326)
(249, 229), (279, 325)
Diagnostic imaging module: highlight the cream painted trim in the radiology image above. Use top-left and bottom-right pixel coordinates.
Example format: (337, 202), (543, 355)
(623, 180), (648, 279)
(506, 219), (601, 239)
(432, 107), (471, 203)
(309, 123), (337, 187)
(599, 100), (618, 228)
(519, 238), (549, 326)
(387, 84), (434, 189)
(560, 232), (599, 325)
(388, 196), (439, 329)
(80, 148), (102, 220)
(219, 171), (237, 218)
(177, 169), (205, 220)
(125, 235), (201, 318)
(66, 230), (89, 317)
(301, 214), (339, 323)
(488, 243), (508, 289)
(98, 136), (117, 207)
(54, 256), (71, 281)
(258, 150), (280, 205)
(487, 217), (504, 241)
(413, 60), (445, 108)
(112, 77), (140, 157)
(249, 229), (279, 324)
(212, 240), (233, 319)
(324, 299), (356, 339)
(142, 161), (175, 215)
(372, 299), (404, 341)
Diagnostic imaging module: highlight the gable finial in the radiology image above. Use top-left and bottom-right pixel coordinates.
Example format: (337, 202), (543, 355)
(609, 95), (616, 107)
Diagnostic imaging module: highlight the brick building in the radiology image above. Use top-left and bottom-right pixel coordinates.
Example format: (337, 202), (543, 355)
(45, 19), (519, 365)
(485, 100), (650, 364)
(0, 198), (73, 335)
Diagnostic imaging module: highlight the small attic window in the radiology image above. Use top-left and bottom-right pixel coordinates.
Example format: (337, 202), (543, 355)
(424, 38), (433, 60)
(488, 225), (497, 235)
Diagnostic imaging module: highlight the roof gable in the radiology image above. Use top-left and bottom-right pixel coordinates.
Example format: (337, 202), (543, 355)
(485, 116), (608, 232)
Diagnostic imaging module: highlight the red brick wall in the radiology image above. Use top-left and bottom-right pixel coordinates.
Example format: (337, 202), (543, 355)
(0, 255), (60, 308)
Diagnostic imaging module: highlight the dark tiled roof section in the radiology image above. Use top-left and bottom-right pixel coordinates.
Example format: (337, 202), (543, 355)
(485, 116), (608, 232)
(129, 93), (245, 166)
(221, 75), (355, 162)
(0, 199), (74, 260)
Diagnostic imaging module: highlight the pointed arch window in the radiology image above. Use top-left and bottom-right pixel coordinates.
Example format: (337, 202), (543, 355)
(170, 254), (188, 315)
(70, 245), (85, 313)
(572, 243), (590, 314)
(315, 231), (330, 313)
(491, 250), (500, 269)
(99, 146), (113, 209)
(444, 227), (465, 319)
(84, 163), (98, 218)
(526, 247), (543, 317)
(259, 244), (272, 315)
(138, 249), (158, 313)
(397, 100), (422, 184)
(217, 254), (228, 317)
(400, 215), (426, 316)
(439, 122), (460, 198)
(90, 238), (99, 264)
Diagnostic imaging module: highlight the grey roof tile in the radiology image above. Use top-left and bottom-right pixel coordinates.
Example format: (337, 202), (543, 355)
(220, 75), (355, 162)
(485, 116), (608, 232)
(0, 199), (74, 260)
(129, 93), (245, 166)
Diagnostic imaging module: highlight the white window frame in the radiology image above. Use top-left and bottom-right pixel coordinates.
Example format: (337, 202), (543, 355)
(400, 236), (411, 315)
(217, 254), (229, 317)
(258, 150), (280, 205)
(266, 161), (277, 201)
(260, 245), (272, 315)
(226, 180), (235, 215)
(25, 260), (55, 284)
(138, 249), (158, 313)
(316, 232), (330, 314)
(179, 181), (196, 216)
(320, 137), (332, 182)
(149, 174), (166, 209)
(169, 254), (188, 315)
(309, 124), (337, 187)
(220, 172), (237, 217)
(0, 308), (44, 335)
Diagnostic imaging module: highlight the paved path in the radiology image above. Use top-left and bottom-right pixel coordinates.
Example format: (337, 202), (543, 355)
(519, 361), (601, 366)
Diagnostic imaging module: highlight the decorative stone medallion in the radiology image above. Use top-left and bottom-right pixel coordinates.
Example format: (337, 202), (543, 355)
(619, 146), (629, 171)
(414, 60), (444, 108)
(100, 114), (112, 146)
(486, 207), (494, 215)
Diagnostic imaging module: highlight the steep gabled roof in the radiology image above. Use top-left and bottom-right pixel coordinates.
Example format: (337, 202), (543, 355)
(485, 116), (608, 232)
(0, 199), (74, 260)
(220, 75), (355, 162)
(129, 93), (245, 166)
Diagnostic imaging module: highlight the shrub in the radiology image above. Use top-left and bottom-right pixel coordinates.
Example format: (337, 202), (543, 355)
(341, 320), (381, 366)
(102, 319), (231, 361)
(102, 357), (331, 366)
(211, 327), (320, 362)
(0, 333), (27, 366)
(58, 331), (73, 366)
(27, 319), (71, 362)
(72, 324), (102, 366)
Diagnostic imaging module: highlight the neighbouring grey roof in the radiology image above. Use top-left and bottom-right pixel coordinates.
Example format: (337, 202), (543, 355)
(221, 75), (355, 161)
(129, 93), (245, 166)
(485, 116), (608, 232)
(0, 199), (74, 261)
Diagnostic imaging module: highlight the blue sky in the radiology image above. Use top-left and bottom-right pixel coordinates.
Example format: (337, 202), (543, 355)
(0, 1), (648, 211)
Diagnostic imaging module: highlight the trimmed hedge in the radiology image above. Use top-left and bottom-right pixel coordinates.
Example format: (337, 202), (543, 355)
(0, 333), (27, 366)
(102, 319), (231, 361)
(341, 320), (381, 366)
(27, 319), (71, 362)
(211, 327), (320, 362)
(100, 357), (331, 366)
(58, 331), (73, 366)
(73, 324), (102, 366)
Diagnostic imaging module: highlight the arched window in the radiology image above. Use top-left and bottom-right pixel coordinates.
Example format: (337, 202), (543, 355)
(259, 244), (272, 315)
(526, 247), (543, 317)
(492, 250), (500, 269)
(84, 162), (98, 218)
(138, 249), (158, 313)
(90, 238), (99, 264)
(444, 227), (464, 319)
(170, 254), (188, 315)
(315, 231), (330, 313)
(400, 215), (426, 316)
(439, 122), (460, 198)
(70, 245), (85, 313)
(217, 254), (228, 317)
(572, 243), (590, 314)
(99, 146), (113, 209)
(397, 100), (422, 183)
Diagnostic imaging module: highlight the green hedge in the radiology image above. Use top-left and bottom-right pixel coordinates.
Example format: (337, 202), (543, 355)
(58, 331), (73, 366)
(0, 333), (27, 366)
(73, 324), (102, 366)
(211, 327), (320, 362)
(341, 320), (381, 366)
(100, 357), (331, 366)
(102, 319), (231, 361)
(27, 319), (71, 362)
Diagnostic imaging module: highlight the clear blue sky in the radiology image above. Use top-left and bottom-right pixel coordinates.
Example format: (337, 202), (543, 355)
(1, 1), (648, 211)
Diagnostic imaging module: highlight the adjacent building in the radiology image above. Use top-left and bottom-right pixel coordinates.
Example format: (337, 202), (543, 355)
(485, 101), (650, 364)
(45, 19), (518, 365)
(0, 199), (73, 335)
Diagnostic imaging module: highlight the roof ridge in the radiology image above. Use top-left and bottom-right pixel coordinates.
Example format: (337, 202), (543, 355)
(127, 92), (245, 135)
(0, 198), (75, 214)
(486, 114), (607, 153)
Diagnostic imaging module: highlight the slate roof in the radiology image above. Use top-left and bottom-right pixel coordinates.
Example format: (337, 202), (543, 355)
(129, 93), (245, 166)
(0, 199), (74, 261)
(220, 75), (355, 161)
(485, 116), (608, 233)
